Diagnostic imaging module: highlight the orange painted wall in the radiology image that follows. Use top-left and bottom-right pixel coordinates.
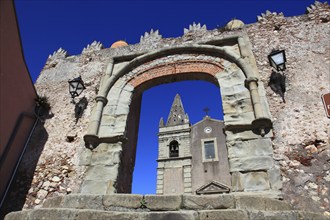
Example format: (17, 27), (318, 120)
(0, 0), (37, 201)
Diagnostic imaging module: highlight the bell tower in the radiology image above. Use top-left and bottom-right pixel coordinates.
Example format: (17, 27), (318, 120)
(156, 94), (192, 195)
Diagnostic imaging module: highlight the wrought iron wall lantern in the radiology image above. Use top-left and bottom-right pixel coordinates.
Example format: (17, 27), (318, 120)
(268, 49), (286, 71)
(68, 76), (86, 103)
(268, 50), (287, 103)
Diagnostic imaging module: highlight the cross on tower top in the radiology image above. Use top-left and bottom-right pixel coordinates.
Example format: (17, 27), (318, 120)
(203, 107), (210, 116)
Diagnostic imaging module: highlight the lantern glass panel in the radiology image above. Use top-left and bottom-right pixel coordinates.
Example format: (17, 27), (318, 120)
(69, 82), (78, 92)
(271, 52), (285, 66)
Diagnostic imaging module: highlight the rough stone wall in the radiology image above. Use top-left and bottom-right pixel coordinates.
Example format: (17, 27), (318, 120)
(4, 2), (329, 216)
(247, 7), (330, 213)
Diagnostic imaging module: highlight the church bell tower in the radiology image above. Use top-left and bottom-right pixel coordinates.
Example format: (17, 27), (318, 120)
(156, 94), (192, 195)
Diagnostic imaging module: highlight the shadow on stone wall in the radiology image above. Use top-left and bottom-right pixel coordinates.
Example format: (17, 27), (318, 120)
(0, 120), (49, 219)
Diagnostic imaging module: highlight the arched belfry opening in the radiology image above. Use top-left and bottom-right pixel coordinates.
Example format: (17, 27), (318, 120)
(169, 141), (179, 158)
(82, 34), (280, 197)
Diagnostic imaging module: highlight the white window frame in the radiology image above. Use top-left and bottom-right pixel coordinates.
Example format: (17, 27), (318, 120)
(201, 138), (218, 162)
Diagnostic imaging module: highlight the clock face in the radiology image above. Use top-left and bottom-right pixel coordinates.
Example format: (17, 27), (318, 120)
(204, 127), (212, 134)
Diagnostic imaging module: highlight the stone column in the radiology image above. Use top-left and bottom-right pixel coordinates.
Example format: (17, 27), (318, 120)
(84, 96), (107, 148)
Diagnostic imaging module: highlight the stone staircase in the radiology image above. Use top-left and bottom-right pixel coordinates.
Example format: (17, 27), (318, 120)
(5, 194), (329, 220)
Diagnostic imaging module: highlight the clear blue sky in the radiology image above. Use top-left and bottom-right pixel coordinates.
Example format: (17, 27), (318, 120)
(14, 0), (322, 194)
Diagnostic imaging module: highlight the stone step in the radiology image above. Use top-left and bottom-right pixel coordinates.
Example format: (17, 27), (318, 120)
(41, 194), (292, 212)
(5, 208), (329, 220)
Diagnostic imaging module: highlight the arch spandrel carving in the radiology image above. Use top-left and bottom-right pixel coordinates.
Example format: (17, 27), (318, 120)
(81, 35), (279, 197)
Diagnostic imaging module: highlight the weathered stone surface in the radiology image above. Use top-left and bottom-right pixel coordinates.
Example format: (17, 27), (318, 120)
(249, 211), (297, 220)
(232, 172), (271, 191)
(78, 148), (92, 165)
(220, 84), (249, 96)
(42, 196), (64, 208)
(268, 167), (283, 190)
(227, 138), (273, 159)
(182, 194), (235, 210)
(4, 210), (30, 220)
(27, 208), (78, 220)
(222, 98), (254, 115)
(236, 196), (292, 211)
(231, 172), (244, 192)
(76, 210), (145, 220)
(148, 211), (198, 220)
(229, 156), (274, 172)
(296, 211), (330, 220)
(248, 210), (330, 220)
(90, 147), (121, 166)
(144, 195), (182, 211)
(216, 69), (245, 88)
(84, 165), (118, 181)
(224, 112), (255, 125)
(103, 194), (143, 209)
(225, 130), (273, 142)
(80, 180), (109, 194)
(61, 194), (103, 210)
(242, 172), (270, 191)
(198, 209), (249, 220)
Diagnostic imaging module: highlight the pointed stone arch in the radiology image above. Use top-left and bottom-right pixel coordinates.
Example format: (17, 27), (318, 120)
(81, 34), (280, 197)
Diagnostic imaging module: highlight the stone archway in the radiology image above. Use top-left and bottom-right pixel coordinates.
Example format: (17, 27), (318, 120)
(81, 34), (281, 197)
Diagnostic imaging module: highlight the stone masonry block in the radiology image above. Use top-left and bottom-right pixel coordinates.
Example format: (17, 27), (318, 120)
(224, 112), (255, 125)
(235, 196), (292, 211)
(231, 172), (244, 192)
(90, 150), (121, 165)
(216, 69), (245, 88)
(42, 196), (64, 208)
(144, 195), (182, 211)
(102, 104), (116, 115)
(198, 210), (249, 220)
(229, 156), (273, 172)
(221, 91), (251, 103)
(231, 171), (270, 192)
(225, 130), (273, 142)
(75, 209), (148, 220)
(103, 194), (143, 209)
(222, 98), (253, 115)
(84, 165), (119, 181)
(24, 209), (78, 220)
(4, 210), (30, 220)
(268, 166), (283, 190)
(182, 194), (235, 210)
(117, 90), (132, 103)
(61, 194), (103, 210)
(148, 211), (198, 220)
(227, 138), (273, 159)
(249, 211), (298, 220)
(99, 115), (116, 126)
(78, 148), (92, 166)
(90, 144), (121, 166)
(220, 84), (249, 96)
(115, 103), (130, 115)
(80, 180), (108, 194)
(241, 171), (270, 191)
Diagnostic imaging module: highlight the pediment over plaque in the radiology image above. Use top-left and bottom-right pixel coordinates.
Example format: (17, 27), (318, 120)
(196, 181), (230, 195)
